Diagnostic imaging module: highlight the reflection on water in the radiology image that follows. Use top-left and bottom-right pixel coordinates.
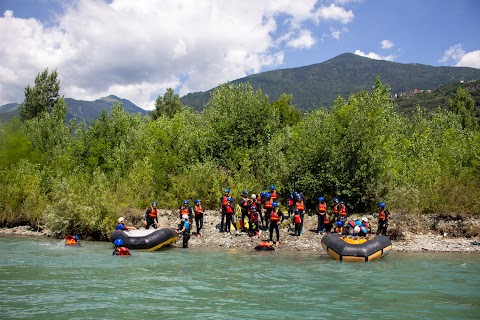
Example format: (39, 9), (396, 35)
(0, 236), (479, 319)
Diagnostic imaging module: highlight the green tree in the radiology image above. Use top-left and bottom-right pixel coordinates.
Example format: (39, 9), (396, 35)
(271, 93), (302, 127)
(152, 88), (184, 119)
(449, 87), (478, 131)
(19, 68), (62, 121)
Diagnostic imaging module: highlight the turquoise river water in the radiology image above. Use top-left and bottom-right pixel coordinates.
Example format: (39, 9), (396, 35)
(0, 236), (479, 319)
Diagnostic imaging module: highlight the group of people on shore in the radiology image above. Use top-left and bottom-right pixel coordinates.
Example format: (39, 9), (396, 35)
(114, 186), (391, 249)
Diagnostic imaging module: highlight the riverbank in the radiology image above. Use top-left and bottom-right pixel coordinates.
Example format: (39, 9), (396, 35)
(2, 210), (479, 253)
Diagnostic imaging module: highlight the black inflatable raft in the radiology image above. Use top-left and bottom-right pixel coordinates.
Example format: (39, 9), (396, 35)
(110, 228), (177, 251)
(321, 233), (392, 262)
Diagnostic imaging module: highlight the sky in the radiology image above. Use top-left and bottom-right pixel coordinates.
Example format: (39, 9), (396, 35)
(1, 0), (479, 110)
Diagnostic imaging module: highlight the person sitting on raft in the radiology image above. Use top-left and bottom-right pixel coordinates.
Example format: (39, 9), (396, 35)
(333, 221), (343, 234)
(115, 217), (136, 231)
(269, 202), (284, 245)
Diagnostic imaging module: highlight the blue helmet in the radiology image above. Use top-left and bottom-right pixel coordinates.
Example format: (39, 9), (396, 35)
(152, 201), (158, 206)
(266, 193), (271, 198)
(333, 198), (339, 203)
(261, 191), (267, 197)
(355, 220), (362, 226)
(378, 202), (386, 208)
(289, 194), (293, 198)
(227, 197), (233, 202)
(298, 195), (303, 199)
(361, 227), (367, 234)
(336, 221), (343, 227)
(242, 190), (248, 195)
(272, 202), (279, 207)
(113, 239), (124, 246)
(318, 196), (325, 202)
(184, 200), (189, 205)
(195, 199), (201, 204)
(224, 189), (230, 193)
(270, 185), (275, 191)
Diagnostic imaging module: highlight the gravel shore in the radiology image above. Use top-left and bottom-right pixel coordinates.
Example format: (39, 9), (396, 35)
(2, 210), (479, 253)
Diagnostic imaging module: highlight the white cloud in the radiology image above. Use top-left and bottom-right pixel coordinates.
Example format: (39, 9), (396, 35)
(456, 50), (480, 69)
(330, 27), (348, 40)
(439, 44), (466, 64)
(381, 40), (394, 49)
(0, 1), (355, 109)
(354, 50), (395, 61)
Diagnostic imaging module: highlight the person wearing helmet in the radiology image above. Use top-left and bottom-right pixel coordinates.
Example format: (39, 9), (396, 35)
(286, 194), (294, 219)
(338, 201), (348, 223)
(193, 199), (204, 237)
(293, 210), (302, 236)
(294, 194), (305, 234)
(239, 190), (250, 232)
(353, 226), (361, 237)
(263, 193), (273, 230)
(248, 199), (260, 237)
(179, 200), (193, 224)
(115, 217), (136, 231)
(376, 202), (390, 236)
(224, 197), (239, 234)
(334, 220), (343, 234)
(144, 201), (159, 229)
(269, 185), (278, 202)
(268, 202), (284, 245)
(113, 239), (130, 256)
(219, 189), (232, 232)
(332, 198), (340, 220)
(361, 217), (371, 235)
(316, 196), (327, 234)
(177, 214), (191, 248)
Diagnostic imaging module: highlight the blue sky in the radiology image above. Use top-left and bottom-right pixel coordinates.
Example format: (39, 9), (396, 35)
(0, 0), (479, 109)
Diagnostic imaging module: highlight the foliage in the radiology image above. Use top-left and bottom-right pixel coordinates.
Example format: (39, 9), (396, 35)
(152, 88), (185, 119)
(18, 68), (61, 121)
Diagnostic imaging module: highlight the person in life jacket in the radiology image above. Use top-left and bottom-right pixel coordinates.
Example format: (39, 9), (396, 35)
(177, 214), (191, 248)
(376, 202), (390, 236)
(323, 213), (332, 233)
(315, 196), (328, 234)
(268, 202), (284, 245)
(295, 195), (306, 233)
(332, 198), (340, 220)
(333, 220), (343, 234)
(286, 194), (294, 218)
(144, 201), (159, 229)
(293, 210), (302, 236)
(361, 217), (371, 235)
(239, 190), (250, 232)
(64, 235), (79, 246)
(224, 197), (239, 234)
(263, 193), (274, 230)
(248, 195), (260, 237)
(338, 201), (348, 223)
(194, 199), (204, 237)
(113, 239), (130, 256)
(269, 185), (278, 202)
(219, 189), (231, 232)
(116, 217), (136, 231)
(179, 200), (193, 225)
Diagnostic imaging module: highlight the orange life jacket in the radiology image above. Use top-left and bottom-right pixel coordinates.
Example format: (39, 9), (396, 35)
(241, 197), (249, 207)
(332, 205), (338, 215)
(194, 205), (203, 215)
(378, 210), (386, 220)
(335, 227), (343, 233)
(296, 202), (305, 211)
(324, 215), (330, 224)
(65, 238), (76, 245)
(339, 204), (347, 217)
(181, 207), (190, 215)
(318, 203), (327, 213)
(294, 214), (302, 224)
(264, 200), (273, 209)
(270, 211), (280, 222)
(270, 191), (278, 201)
(221, 196), (228, 207)
(149, 208), (158, 218)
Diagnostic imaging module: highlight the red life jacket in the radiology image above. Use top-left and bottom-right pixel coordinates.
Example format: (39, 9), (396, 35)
(181, 207), (190, 215)
(348, 220), (356, 228)
(296, 202), (305, 211)
(264, 200), (273, 209)
(378, 210), (386, 220)
(270, 211), (280, 222)
(287, 199), (294, 206)
(339, 205), (347, 217)
(332, 205), (338, 215)
(194, 205), (203, 215)
(324, 215), (330, 224)
(318, 203), (327, 213)
(149, 208), (158, 218)
(270, 191), (278, 201)
(221, 196), (228, 207)
(226, 205), (234, 214)
(294, 214), (302, 224)
(117, 247), (130, 256)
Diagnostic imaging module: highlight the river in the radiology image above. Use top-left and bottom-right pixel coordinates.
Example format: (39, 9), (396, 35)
(0, 236), (479, 319)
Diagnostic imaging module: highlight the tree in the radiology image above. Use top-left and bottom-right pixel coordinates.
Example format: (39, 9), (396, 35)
(19, 68), (62, 121)
(272, 93), (301, 127)
(152, 88), (184, 119)
(449, 87), (478, 131)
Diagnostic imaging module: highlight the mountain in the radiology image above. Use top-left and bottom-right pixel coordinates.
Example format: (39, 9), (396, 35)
(180, 53), (480, 111)
(0, 95), (147, 124)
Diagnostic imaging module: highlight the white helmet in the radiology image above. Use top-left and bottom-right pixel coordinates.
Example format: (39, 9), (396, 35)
(354, 226), (360, 234)
(251, 194), (257, 199)
(361, 217), (368, 222)
(118, 217), (125, 223)
(182, 214), (189, 220)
